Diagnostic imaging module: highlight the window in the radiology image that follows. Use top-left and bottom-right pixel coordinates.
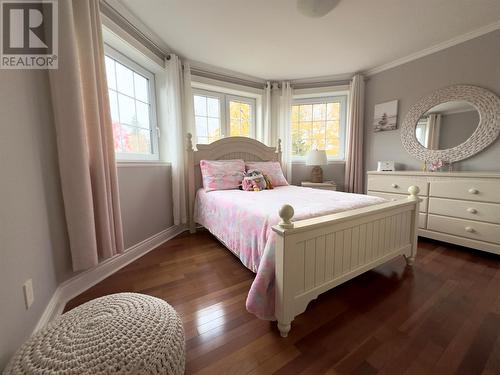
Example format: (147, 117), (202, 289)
(193, 89), (255, 144)
(291, 95), (347, 160)
(105, 46), (158, 160)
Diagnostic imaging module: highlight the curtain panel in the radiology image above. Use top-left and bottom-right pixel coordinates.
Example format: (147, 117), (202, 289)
(345, 74), (365, 194)
(278, 81), (293, 181)
(49, 0), (124, 271)
(163, 55), (196, 225)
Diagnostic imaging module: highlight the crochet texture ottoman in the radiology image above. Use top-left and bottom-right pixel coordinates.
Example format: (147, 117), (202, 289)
(4, 293), (185, 374)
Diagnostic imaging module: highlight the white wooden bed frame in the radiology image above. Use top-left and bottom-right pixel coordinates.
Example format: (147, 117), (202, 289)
(186, 134), (420, 337)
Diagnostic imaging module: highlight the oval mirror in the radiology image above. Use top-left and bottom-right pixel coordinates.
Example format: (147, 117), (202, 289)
(415, 101), (479, 150)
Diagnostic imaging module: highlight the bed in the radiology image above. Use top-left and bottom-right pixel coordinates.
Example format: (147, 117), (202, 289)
(187, 135), (420, 337)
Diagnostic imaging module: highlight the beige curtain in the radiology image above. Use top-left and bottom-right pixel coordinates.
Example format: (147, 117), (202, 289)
(49, 0), (124, 271)
(426, 114), (441, 149)
(345, 74), (365, 193)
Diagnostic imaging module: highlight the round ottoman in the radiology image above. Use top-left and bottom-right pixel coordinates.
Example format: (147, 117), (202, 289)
(4, 293), (185, 374)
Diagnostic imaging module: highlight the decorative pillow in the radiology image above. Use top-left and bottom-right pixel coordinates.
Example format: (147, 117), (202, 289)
(200, 159), (245, 192)
(245, 161), (288, 187)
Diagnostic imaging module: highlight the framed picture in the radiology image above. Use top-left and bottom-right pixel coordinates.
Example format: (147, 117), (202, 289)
(373, 100), (398, 132)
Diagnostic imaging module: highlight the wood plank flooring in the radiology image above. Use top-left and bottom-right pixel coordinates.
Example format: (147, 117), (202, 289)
(65, 231), (500, 374)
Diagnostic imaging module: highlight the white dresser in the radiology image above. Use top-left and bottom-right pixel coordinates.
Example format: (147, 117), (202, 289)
(367, 171), (500, 255)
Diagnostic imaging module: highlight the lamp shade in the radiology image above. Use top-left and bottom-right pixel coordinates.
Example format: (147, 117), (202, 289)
(306, 150), (327, 166)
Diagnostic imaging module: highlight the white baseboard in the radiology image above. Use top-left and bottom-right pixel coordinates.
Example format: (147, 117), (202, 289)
(33, 225), (187, 333)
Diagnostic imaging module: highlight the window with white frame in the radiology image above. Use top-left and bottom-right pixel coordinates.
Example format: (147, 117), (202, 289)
(291, 95), (347, 160)
(193, 89), (255, 144)
(105, 45), (159, 160)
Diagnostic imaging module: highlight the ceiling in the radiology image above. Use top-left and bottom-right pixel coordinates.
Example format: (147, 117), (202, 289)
(120, 0), (500, 80)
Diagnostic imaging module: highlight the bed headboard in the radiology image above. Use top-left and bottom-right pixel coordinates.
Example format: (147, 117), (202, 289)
(186, 133), (282, 232)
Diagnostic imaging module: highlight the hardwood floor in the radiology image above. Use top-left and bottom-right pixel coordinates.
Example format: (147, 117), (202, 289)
(65, 231), (500, 375)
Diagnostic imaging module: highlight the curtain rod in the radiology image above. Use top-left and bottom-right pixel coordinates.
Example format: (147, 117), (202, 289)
(100, 0), (168, 60)
(291, 79), (352, 90)
(190, 67), (266, 90)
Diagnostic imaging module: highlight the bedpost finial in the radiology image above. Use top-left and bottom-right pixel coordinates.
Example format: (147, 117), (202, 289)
(187, 132), (193, 151)
(408, 185), (420, 198)
(277, 138), (282, 153)
(278, 204), (294, 229)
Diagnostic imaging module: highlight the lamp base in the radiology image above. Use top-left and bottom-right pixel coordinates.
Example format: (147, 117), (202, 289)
(311, 166), (323, 183)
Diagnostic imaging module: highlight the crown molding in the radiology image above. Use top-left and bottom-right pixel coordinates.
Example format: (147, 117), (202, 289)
(364, 20), (500, 77)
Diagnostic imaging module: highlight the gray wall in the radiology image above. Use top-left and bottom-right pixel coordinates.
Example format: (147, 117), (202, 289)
(364, 30), (500, 175)
(117, 165), (174, 249)
(291, 163), (345, 191)
(0, 71), (69, 369)
(439, 110), (479, 150)
(0, 74), (175, 370)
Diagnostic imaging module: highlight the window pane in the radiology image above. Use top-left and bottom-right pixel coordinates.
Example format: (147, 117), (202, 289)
(108, 90), (119, 123)
(313, 104), (326, 121)
(195, 116), (208, 137)
(134, 73), (149, 103)
(136, 129), (152, 153)
(136, 101), (150, 128)
(229, 101), (251, 137)
(194, 95), (207, 116)
(300, 105), (312, 121)
(115, 62), (134, 96)
(105, 57), (116, 90)
(327, 102), (340, 120)
(291, 105), (299, 122)
(112, 122), (125, 153)
(207, 97), (220, 117)
(208, 118), (221, 139)
(118, 94), (136, 125)
(121, 125), (137, 153)
(230, 118), (240, 136)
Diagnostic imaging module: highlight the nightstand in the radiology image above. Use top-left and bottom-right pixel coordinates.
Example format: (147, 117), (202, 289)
(301, 181), (337, 191)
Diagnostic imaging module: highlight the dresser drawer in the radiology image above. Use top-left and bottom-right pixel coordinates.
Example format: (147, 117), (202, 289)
(367, 191), (428, 213)
(429, 198), (500, 224)
(419, 213), (427, 229)
(428, 215), (500, 244)
(367, 177), (428, 196)
(430, 180), (500, 203)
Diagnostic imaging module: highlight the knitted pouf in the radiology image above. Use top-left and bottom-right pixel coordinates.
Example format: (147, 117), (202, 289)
(4, 293), (185, 374)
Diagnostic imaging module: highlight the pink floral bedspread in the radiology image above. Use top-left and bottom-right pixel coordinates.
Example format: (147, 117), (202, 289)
(194, 185), (386, 320)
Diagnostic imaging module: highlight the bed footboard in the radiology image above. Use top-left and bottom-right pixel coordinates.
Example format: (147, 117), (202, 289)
(272, 186), (420, 337)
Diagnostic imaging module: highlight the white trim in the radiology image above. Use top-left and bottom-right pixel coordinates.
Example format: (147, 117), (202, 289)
(33, 225), (187, 333)
(189, 59), (265, 87)
(365, 21), (500, 77)
(192, 77), (263, 98)
(117, 161), (171, 168)
(293, 86), (350, 97)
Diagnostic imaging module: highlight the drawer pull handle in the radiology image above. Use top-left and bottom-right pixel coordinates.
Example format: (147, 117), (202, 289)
(391, 183), (399, 188)
(468, 188), (479, 194)
(467, 208), (477, 214)
(465, 226), (475, 233)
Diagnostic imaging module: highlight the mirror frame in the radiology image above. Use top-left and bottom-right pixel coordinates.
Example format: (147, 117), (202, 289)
(401, 85), (500, 163)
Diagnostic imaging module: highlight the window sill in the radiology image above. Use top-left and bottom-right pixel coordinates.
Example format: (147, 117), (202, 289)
(292, 160), (346, 165)
(117, 161), (171, 168)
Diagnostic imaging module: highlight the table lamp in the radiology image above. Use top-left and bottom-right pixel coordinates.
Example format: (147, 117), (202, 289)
(306, 150), (327, 183)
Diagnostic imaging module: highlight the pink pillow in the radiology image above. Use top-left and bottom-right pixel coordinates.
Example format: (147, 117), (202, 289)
(200, 159), (245, 192)
(245, 161), (288, 186)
